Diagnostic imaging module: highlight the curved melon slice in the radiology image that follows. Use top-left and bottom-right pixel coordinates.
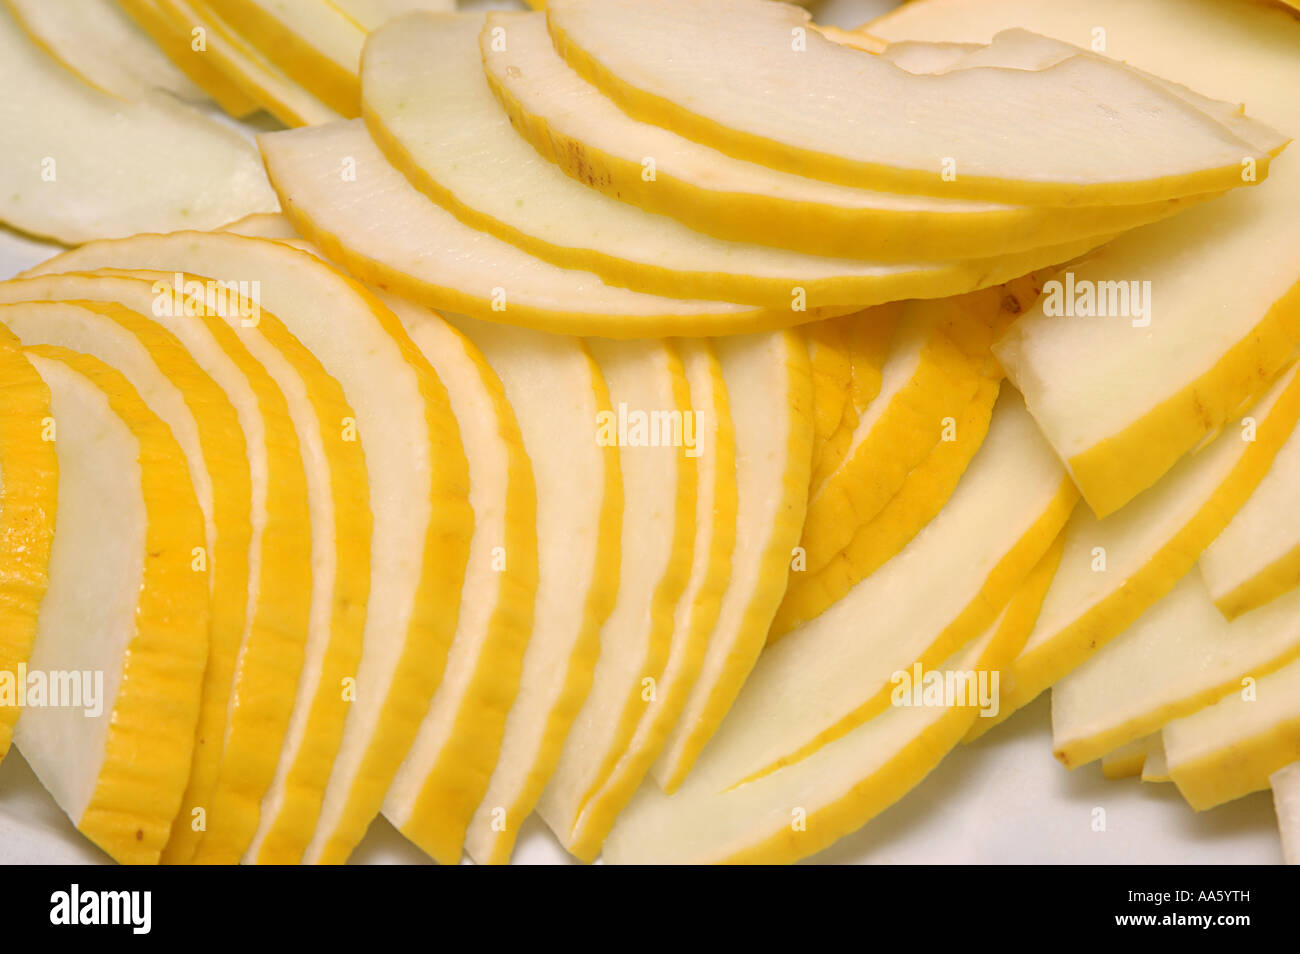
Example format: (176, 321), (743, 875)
(1200, 411), (1300, 618)
(1271, 764), (1300, 865)
(1101, 736), (1150, 780)
(5, 0), (205, 101)
(480, 13), (1203, 262)
(449, 318), (620, 866)
(976, 363), (1300, 740)
(0, 2), (276, 244)
(219, 211), (300, 240)
(652, 330), (812, 792)
(380, 300), (537, 866)
(566, 338), (734, 857)
(673, 391), (1074, 798)
(15, 347), (208, 865)
(603, 537), (1060, 864)
(805, 318), (853, 483)
(0, 329), (56, 766)
(257, 119), (846, 337)
(0, 272), (315, 865)
(1164, 654), (1300, 811)
(544, 0), (1272, 203)
(204, 0), (363, 115)
(1052, 570), (1300, 767)
(157, 0), (341, 127)
(536, 338), (697, 862)
(331, 0), (453, 30)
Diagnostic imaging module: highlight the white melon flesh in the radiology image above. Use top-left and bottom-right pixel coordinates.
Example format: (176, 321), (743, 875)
(1271, 764), (1300, 865)
(0, 2), (276, 244)
(449, 317), (619, 866)
(984, 364), (1300, 737)
(332, 0), (453, 30)
(219, 212), (301, 240)
(1141, 739), (1171, 783)
(257, 119), (816, 337)
(537, 338), (696, 861)
(653, 330), (812, 792)
(544, 0), (1271, 203)
(5, 0), (205, 101)
(380, 299), (537, 866)
(1200, 413), (1300, 618)
(1051, 572), (1300, 767)
(480, 13), (1208, 262)
(16, 350), (208, 866)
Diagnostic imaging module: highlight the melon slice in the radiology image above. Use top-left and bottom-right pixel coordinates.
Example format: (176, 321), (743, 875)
(0, 271), (316, 864)
(157, 0), (341, 127)
(653, 330), (812, 793)
(1164, 654), (1300, 811)
(0, 2), (276, 244)
(5, 0), (205, 101)
(976, 363), (1300, 739)
(1100, 737), (1150, 780)
(14, 347), (208, 865)
(449, 318), (619, 866)
(668, 391), (1074, 798)
(330, 0), (453, 30)
(1200, 412), (1300, 619)
(257, 119), (846, 337)
(480, 12), (1205, 262)
(566, 338), (733, 857)
(204, 0), (363, 115)
(1141, 739), (1172, 783)
(544, 0), (1273, 203)
(536, 338), (697, 861)
(603, 537), (1061, 864)
(219, 211), (300, 240)
(805, 318), (853, 483)
(379, 299), (537, 866)
(1271, 763), (1300, 865)
(1051, 571), (1300, 767)
(0, 329), (56, 766)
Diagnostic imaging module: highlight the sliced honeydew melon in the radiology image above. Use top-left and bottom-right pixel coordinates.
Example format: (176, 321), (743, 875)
(1200, 412), (1300, 618)
(15, 347), (208, 865)
(379, 298), (537, 866)
(1051, 571), (1300, 768)
(203, 0), (363, 115)
(536, 338), (697, 861)
(4, 0), (206, 101)
(0, 270), (316, 864)
(672, 391), (1074, 797)
(544, 0), (1273, 203)
(1100, 737), (1150, 780)
(257, 119), (854, 337)
(158, 0), (341, 126)
(481, 12), (1205, 262)
(449, 317), (620, 866)
(974, 364), (1300, 741)
(0, 2), (277, 244)
(329, 0), (453, 31)
(0, 328), (56, 766)
(1271, 763), (1300, 864)
(604, 535), (1063, 864)
(1164, 654), (1300, 811)
(653, 330), (812, 793)
(567, 338), (734, 857)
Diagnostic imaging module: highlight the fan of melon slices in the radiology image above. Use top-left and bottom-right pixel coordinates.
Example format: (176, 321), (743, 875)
(0, 0), (1298, 867)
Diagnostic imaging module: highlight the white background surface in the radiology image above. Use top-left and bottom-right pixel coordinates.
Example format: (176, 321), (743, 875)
(0, 0), (1282, 864)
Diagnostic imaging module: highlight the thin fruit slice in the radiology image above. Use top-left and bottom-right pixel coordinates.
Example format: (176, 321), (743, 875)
(362, 14), (1115, 309)
(330, 0), (453, 30)
(1164, 654), (1300, 811)
(1271, 763), (1300, 865)
(0, 272), (314, 865)
(380, 299), (537, 866)
(1200, 413), (1300, 618)
(204, 0), (363, 115)
(0, 2), (276, 244)
(450, 317), (620, 866)
(0, 328), (56, 766)
(976, 364), (1300, 739)
(566, 338), (733, 857)
(481, 12), (1205, 261)
(258, 119), (846, 337)
(219, 211), (300, 240)
(1101, 737), (1150, 780)
(670, 391), (1074, 797)
(805, 317), (853, 483)
(603, 539), (1060, 864)
(1051, 572), (1300, 767)
(653, 330), (812, 792)
(536, 338), (697, 862)
(5, 0), (205, 100)
(15, 347), (208, 865)
(1141, 739), (1171, 783)
(544, 0), (1273, 203)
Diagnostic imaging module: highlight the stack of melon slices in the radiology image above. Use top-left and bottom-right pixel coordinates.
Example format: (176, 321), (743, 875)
(1, 0), (1299, 866)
